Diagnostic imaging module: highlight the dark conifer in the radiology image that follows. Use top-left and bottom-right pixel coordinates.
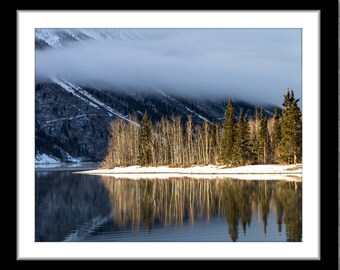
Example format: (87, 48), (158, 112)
(232, 109), (251, 165)
(232, 108), (244, 165)
(272, 107), (282, 162)
(138, 111), (153, 166)
(278, 89), (302, 163)
(220, 99), (235, 165)
(258, 109), (269, 164)
(241, 113), (251, 164)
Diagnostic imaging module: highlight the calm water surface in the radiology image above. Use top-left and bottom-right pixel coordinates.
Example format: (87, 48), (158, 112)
(35, 170), (302, 242)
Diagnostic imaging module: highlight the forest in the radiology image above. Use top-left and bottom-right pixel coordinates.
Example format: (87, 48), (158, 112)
(101, 89), (302, 168)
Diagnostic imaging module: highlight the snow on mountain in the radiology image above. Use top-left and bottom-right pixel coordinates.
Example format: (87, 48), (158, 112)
(184, 106), (211, 124)
(51, 78), (138, 125)
(36, 79), (276, 162)
(35, 29), (177, 49)
(36, 29), (123, 49)
(35, 148), (84, 165)
(36, 30), (64, 49)
(35, 153), (60, 164)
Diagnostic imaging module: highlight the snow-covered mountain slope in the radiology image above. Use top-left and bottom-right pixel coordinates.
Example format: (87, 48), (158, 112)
(35, 28), (177, 49)
(35, 153), (60, 164)
(35, 80), (274, 162)
(51, 78), (138, 125)
(36, 29), (123, 49)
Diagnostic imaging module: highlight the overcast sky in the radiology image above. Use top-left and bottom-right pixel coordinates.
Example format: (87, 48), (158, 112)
(36, 29), (301, 106)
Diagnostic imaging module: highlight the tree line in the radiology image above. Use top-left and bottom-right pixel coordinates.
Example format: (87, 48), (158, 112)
(101, 89), (302, 168)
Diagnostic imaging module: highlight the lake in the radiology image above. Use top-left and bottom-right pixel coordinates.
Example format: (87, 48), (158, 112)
(35, 169), (302, 242)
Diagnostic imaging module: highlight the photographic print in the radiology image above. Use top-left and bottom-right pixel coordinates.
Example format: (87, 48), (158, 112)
(35, 28), (302, 243)
(16, 9), (323, 260)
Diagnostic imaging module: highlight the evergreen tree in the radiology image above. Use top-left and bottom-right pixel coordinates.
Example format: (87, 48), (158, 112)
(272, 107), (281, 162)
(138, 111), (153, 166)
(220, 99), (235, 165)
(232, 109), (243, 165)
(258, 109), (269, 164)
(232, 109), (251, 165)
(278, 89), (302, 164)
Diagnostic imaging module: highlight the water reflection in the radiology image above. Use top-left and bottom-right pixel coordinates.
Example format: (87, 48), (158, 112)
(35, 172), (112, 241)
(100, 177), (302, 242)
(35, 172), (302, 242)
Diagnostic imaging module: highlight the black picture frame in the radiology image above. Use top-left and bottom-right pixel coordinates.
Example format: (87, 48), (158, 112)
(16, 4), (338, 264)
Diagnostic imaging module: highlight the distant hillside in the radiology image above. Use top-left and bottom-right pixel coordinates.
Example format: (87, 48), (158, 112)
(35, 80), (276, 162)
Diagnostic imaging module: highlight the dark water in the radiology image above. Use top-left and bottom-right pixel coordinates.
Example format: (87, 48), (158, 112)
(35, 171), (302, 242)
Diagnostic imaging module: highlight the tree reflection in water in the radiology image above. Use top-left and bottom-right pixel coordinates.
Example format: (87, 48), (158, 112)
(100, 177), (302, 242)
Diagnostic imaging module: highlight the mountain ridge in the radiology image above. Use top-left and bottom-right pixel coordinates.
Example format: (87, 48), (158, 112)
(35, 79), (276, 163)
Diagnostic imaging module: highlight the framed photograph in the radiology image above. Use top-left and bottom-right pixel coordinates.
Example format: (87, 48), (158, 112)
(16, 9), (334, 260)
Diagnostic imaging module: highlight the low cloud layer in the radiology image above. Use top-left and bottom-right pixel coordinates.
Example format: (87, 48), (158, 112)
(35, 29), (301, 106)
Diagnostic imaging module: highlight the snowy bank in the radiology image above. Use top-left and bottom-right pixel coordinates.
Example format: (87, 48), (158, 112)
(35, 152), (86, 169)
(77, 164), (302, 181)
(35, 154), (61, 164)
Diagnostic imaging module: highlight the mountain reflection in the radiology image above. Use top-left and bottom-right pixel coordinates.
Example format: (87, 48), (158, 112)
(100, 177), (302, 242)
(35, 172), (112, 241)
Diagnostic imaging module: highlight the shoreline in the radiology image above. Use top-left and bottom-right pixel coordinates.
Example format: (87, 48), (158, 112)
(35, 162), (99, 172)
(76, 164), (302, 181)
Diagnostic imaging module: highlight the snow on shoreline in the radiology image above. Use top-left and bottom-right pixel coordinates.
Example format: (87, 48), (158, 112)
(35, 153), (86, 168)
(77, 164), (302, 181)
(93, 173), (301, 181)
(35, 153), (60, 164)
